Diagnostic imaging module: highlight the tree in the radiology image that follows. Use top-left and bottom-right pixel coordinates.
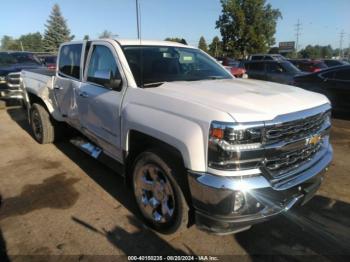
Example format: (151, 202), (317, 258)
(18, 32), (43, 52)
(198, 36), (208, 52)
(42, 4), (74, 52)
(216, 0), (282, 58)
(83, 35), (90, 40)
(208, 36), (223, 57)
(298, 45), (334, 59)
(164, 37), (187, 45)
(0, 35), (20, 51)
(99, 30), (113, 39)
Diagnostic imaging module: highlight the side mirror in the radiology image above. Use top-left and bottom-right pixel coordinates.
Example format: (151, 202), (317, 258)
(88, 70), (122, 90)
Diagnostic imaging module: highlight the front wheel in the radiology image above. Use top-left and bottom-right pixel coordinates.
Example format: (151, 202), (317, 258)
(132, 149), (189, 235)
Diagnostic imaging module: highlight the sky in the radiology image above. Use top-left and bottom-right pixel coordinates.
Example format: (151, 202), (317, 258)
(1, 0), (349, 49)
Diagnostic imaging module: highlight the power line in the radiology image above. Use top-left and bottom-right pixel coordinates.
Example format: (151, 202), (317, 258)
(295, 19), (302, 55)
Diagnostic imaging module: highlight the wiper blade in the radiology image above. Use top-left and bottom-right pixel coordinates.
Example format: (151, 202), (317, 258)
(142, 82), (165, 88)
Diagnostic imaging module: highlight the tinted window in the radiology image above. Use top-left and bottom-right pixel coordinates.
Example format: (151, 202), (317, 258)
(246, 62), (264, 71)
(44, 56), (57, 63)
(87, 45), (121, 89)
(0, 52), (41, 66)
(123, 46), (231, 86)
(266, 62), (284, 73)
(280, 61), (300, 73)
(264, 56), (274, 61)
(251, 56), (263, 60)
(59, 44), (82, 79)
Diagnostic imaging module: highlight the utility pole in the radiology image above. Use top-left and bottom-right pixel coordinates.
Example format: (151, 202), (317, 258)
(339, 30), (345, 58)
(136, 0), (141, 40)
(295, 19), (302, 57)
(20, 41), (24, 51)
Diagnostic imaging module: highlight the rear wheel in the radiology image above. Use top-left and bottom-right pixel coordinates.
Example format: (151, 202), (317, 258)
(30, 103), (55, 144)
(132, 149), (189, 235)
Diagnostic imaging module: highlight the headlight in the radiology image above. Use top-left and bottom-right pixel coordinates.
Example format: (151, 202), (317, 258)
(208, 121), (264, 170)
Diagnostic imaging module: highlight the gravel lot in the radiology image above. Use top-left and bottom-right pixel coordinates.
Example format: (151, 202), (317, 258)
(0, 106), (349, 261)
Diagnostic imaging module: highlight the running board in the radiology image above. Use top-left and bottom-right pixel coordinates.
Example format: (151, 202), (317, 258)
(70, 137), (102, 159)
(70, 137), (125, 176)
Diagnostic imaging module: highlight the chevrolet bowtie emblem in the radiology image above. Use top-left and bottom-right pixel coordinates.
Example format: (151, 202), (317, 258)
(306, 134), (321, 146)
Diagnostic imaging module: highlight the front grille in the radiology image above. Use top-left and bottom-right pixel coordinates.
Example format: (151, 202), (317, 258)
(6, 73), (20, 90)
(264, 111), (329, 144)
(262, 110), (330, 178)
(265, 141), (322, 176)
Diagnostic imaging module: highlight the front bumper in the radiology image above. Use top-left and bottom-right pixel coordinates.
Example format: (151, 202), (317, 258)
(188, 145), (333, 234)
(0, 89), (24, 100)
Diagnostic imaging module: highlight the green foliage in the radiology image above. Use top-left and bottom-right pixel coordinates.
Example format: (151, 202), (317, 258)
(164, 37), (187, 45)
(299, 45), (333, 59)
(43, 4), (74, 52)
(0, 36), (20, 51)
(216, 0), (281, 58)
(99, 30), (113, 39)
(208, 36), (223, 57)
(198, 36), (208, 52)
(18, 32), (43, 52)
(83, 35), (90, 40)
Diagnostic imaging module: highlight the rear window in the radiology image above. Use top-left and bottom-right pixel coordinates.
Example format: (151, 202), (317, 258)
(59, 44), (82, 79)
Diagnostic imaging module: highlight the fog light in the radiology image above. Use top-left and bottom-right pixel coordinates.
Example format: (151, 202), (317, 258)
(233, 191), (245, 212)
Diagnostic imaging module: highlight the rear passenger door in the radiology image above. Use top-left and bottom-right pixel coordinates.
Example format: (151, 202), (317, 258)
(54, 43), (83, 126)
(245, 62), (266, 80)
(76, 42), (126, 160)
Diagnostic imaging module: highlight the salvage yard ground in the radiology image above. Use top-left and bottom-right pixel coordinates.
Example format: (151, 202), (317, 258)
(0, 106), (350, 260)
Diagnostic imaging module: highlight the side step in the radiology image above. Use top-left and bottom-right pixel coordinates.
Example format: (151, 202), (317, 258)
(70, 137), (125, 176)
(70, 137), (102, 159)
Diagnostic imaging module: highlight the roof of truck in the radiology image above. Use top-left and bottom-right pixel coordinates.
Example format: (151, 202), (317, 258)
(114, 38), (195, 48)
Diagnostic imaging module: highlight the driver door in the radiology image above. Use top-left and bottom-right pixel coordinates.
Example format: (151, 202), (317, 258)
(76, 42), (125, 160)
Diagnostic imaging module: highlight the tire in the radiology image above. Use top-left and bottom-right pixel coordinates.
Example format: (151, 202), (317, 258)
(131, 149), (189, 236)
(30, 103), (55, 144)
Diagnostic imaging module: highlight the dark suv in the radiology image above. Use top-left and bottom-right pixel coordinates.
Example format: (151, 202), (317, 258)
(0, 52), (43, 100)
(244, 60), (304, 84)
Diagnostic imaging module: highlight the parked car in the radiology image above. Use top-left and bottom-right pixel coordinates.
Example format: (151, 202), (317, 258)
(0, 51), (43, 100)
(244, 60), (304, 84)
(293, 65), (350, 112)
(41, 55), (57, 70)
(288, 59), (327, 73)
(219, 58), (247, 78)
(249, 54), (286, 61)
(21, 39), (332, 235)
(322, 59), (349, 68)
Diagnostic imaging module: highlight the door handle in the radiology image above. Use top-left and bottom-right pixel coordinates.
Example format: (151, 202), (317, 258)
(54, 85), (63, 90)
(79, 91), (89, 98)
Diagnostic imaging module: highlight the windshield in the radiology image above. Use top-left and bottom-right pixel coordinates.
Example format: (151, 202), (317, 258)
(0, 53), (17, 66)
(0, 52), (41, 66)
(122, 45), (232, 86)
(282, 61), (301, 73)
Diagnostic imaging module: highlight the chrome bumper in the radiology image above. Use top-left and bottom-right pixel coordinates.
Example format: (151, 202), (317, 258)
(188, 144), (333, 234)
(0, 89), (23, 100)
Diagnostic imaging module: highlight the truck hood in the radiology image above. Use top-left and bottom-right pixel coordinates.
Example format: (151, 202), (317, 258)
(150, 79), (329, 122)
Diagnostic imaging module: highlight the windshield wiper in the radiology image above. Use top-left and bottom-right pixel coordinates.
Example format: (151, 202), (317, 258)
(142, 82), (165, 88)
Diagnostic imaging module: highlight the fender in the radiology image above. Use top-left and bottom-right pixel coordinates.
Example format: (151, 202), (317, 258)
(21, 72), (64, 122)
(122, 103), (207, 171)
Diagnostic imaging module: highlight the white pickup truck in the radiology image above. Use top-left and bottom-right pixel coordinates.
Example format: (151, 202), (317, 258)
(20, 39), (333, 235)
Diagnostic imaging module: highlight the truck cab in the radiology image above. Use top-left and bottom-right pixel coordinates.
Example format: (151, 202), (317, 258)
(21, 39), (333, 235)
